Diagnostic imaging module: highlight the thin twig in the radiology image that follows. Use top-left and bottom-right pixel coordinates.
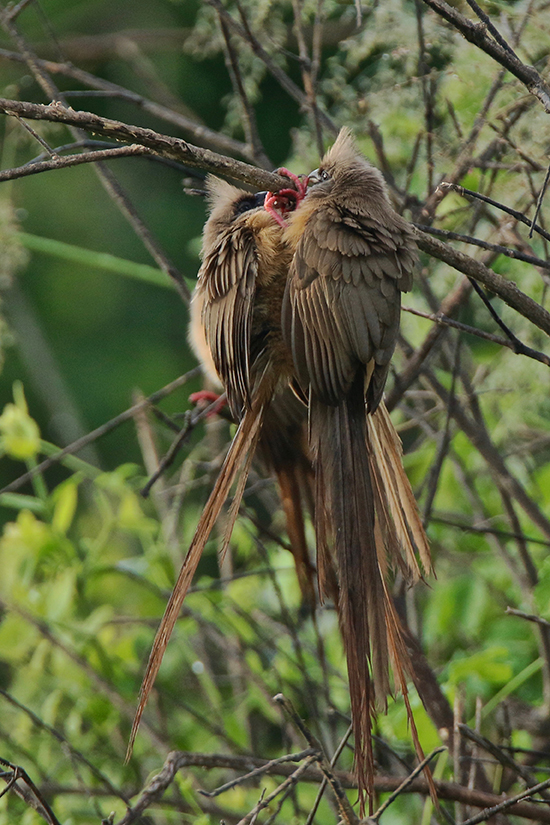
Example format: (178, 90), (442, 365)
(506, 607), (550, 628)
(0, 758), (61, 825)
(205, 0), (337, 134)
(421, 0), (550, 113)
(530, 162), (550, 238)
(0, 143), (152, 181)
(402, 305), (550, 366)
(274, 694), (360, 825)
(415, 223), (550, 270)
(371, 747), (447, 821)
(199, 749), (316, 798)
(0, 97), (292, 191)
(304, 725), (354, 825)
(140, 394), (226, 497)
(0, 369), (201, 495)
(460, 775), (550, 825)
(414, 229), (550, 337)
(438, 182), (550, 243)
(430, 515), (550, 547)
(0, 47), (254, 160)
(235, 756), (319, 825)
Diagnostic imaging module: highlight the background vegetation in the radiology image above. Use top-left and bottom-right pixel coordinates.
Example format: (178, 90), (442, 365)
(1, 0), (550, 823)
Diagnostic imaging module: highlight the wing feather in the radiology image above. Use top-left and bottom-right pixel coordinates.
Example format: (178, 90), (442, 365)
(198, 228), (257, 417)
(286, 204), (415, 407)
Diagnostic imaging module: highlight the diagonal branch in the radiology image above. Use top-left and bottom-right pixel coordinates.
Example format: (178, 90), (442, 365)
(415, 229), (550, 337)
(421, 0), (550, 112)
(0, 97), (289, 190)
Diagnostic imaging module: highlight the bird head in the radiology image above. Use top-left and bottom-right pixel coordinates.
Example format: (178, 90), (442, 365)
(307, 127), (388, 203)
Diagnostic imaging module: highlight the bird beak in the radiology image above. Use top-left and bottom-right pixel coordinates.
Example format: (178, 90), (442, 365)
(307, 168), (321, 186)
(254, 191), (268, 207)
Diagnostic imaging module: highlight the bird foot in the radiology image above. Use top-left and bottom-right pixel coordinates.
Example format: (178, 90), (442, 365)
(264, 190), (294, 226)
(189, 391), (227, 417)
(265, 168), (309, 226)
(276, 168), (309, 201)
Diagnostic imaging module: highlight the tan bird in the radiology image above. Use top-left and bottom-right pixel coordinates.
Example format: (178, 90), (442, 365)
(282, 127), (432, 809)
(188, 177), (316, 608)
(128, 177), (314, 755)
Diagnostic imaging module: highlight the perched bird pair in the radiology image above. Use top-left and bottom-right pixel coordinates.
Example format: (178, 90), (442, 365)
(130, 128), (432, 810)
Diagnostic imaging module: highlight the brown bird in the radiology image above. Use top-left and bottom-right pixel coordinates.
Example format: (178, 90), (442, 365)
(282, 127), (432, 809)
(188, 176), (316, 607)
(128, 177), (314, 755)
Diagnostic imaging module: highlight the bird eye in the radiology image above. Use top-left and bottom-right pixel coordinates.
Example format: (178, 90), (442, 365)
(320, 169), (330, 181)
(233, 196), (259, 216)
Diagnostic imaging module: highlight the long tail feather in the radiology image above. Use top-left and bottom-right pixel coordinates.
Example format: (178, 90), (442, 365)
(257, 396), (317, 609)
(382, 576), (438, 806)
(127, 403), (265, 759)
(368, 402), (432, 578)
(276, 465), (317, 609)
(311, 373), (388, 814)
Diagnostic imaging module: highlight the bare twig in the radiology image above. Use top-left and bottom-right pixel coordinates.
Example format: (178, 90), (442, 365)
(530, 162), (550, 238)
(235, 756), (319, 825)
(0, 143), (152, 181)
(415, 223), (550, 270)
(110, 749), (550, 823)
(438, 182), (550, 243)
(421, 0), (550, 113)
(371, 747), (447, 821)
(506, 607), (550, 629)
(140, 393), (227, 497)
(459, 724), (550, 798)
(0, 97), (291, 191)
(402, 305), (550, 366)
(0, 47), (254, 160)
(0, 369), (201, 495)
(414, 229), (550, 337)
(304, 725), (353, 825)
(460, 775), (550, 825)
(205, 0), (337, 135)
(273, 694), (360, 825)
(0, 758), (61, 825)
(199, 749), (316, 798)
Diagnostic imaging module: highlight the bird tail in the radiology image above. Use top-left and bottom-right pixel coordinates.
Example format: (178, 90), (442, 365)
(367, 401), (432, 580)
(127, 400), (265, 759)
(311, 378), (435, 813)
(257, 398), (317, 610)
(310, 372), (389, 812)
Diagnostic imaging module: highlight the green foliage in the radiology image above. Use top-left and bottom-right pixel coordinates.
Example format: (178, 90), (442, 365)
(1, 0), (550, 822)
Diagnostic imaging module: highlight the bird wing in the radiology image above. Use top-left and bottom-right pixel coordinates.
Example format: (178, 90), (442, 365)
(198, 226), (257, 418)
(284, 203), (415, 408)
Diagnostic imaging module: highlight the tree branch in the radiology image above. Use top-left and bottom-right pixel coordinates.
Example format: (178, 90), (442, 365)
(0, 98), (290, 190)
(421, 0), (550, 113)
(415, 229), (550, 337)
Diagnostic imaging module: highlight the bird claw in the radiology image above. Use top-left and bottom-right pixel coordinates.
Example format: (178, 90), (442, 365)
(265, 169), (309, 226)
(277, 167), (309, 201)
(264, 191), (289, 227)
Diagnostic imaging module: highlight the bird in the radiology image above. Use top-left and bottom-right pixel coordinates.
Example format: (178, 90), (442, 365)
(282, 127), (432, 809)
(127, 175), (314, 756)
(188, 176), (316, 608)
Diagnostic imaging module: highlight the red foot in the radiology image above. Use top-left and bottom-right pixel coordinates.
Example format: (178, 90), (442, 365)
(265, 168), (309, 226)
(265, 190), (293, 227)
(277, 167), (309, 201)
(189, 391), (227, 417)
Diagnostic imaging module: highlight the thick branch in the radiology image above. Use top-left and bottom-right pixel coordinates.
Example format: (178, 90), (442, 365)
(114, 750), (550, 824)
(0, 98), (288, 190)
